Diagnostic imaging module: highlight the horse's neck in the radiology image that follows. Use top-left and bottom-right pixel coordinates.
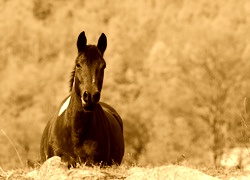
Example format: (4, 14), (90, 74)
(67, 90), (82, 115)
(67, 91), (94, 132)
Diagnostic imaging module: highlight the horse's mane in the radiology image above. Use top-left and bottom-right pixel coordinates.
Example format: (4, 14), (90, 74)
(69, 66), (75, 92)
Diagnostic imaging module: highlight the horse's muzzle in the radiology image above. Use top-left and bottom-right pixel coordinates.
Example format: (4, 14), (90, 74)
(81, 91), (100, 111)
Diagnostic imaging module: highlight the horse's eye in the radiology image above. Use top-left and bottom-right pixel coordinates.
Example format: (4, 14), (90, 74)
(76, 63), (81, 68)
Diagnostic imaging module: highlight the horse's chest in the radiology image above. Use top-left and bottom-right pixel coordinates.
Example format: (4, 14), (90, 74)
(73, 139), (100, 164)
(75, 130), (110, 164)
(82, 140), (98, 156)
(72, 111), (111, 164)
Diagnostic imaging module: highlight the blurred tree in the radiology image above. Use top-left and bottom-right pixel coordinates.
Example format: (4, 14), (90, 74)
(176, 31), (250, 166)
(33, 0), (52, 21)
(239, 97), (250, 145)
(123, 115), (150, 164)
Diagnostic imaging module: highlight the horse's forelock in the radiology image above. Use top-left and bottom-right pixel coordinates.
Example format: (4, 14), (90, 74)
(82, 46), (104, 63)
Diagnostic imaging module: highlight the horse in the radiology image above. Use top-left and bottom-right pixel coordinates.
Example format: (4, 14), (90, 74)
(40, 31), (124, 167)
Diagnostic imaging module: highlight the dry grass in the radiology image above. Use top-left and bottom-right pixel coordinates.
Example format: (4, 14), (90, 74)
(2, 157), (250, 180)
(0, 168), (33, 180)
(197, 165), (249, 179)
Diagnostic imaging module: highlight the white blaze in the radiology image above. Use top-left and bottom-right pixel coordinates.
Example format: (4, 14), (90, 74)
(58, 96), (71, 116)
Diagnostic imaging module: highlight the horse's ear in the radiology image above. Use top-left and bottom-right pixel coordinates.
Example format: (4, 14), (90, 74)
(97, 33), (107, 55)
(77, 31), (87, 53)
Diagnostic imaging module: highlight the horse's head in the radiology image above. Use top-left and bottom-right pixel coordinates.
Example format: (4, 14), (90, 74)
(73, 31), (107, 111)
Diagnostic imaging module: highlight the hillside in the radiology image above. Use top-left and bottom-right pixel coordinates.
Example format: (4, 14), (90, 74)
(1, 0), (250, 171)
(1, 156), (249, 180)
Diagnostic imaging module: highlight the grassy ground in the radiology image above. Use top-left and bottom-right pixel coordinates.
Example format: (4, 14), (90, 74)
(0, 165), (129, 180)
(198, 165), (248, 179)
(1, 158), (250, 180)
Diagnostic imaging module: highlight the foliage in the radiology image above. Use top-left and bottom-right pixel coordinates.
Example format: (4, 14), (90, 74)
(1, 0), (250, 170)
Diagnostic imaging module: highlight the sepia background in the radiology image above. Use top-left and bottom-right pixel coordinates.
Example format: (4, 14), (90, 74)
(1, 0), (250, 170)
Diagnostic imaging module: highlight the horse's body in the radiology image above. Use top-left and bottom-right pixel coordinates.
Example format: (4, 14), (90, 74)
(40, 31), (124, 166)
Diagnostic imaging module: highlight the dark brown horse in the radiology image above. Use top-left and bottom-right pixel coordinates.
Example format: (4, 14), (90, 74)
(40, 31), (124, 167)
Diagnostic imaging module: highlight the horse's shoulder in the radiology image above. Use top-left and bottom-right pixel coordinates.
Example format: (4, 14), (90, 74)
(99, 102), (123, 131)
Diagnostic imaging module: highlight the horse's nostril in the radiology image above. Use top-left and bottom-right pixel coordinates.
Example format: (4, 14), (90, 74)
(93, 92), (100, 103)
(83, 91), (89, 102)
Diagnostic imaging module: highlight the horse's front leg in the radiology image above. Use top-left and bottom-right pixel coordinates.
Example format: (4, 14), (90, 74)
(61, 154), (77, 168)
(52, 145), (77, 168)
